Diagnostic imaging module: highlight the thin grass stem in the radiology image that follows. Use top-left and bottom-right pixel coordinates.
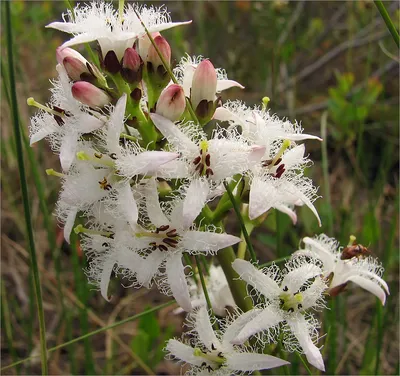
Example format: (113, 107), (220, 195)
(374, 0), (400, 48)
(1, 301), (175, 372)
(5, 2), (48, 373)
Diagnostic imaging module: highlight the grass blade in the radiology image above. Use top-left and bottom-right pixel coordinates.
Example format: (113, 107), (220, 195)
(374, 0), (400, 48)
(5, 2), (48, 374)
(1, 300), (174, 372)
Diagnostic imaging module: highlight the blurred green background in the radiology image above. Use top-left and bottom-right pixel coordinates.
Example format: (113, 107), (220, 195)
(1, 0), (399, 375)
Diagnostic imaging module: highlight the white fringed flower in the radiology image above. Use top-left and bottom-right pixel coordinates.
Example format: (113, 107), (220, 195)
(297, 234), (390, 305)
(47, 1), (191, 60)
(173, 55), (244, 100)
(173, 264), (236, 316)
(214, 101), (321, 224)
(104, 178), (241, 311)
(232, 258), (327, 372)
(165, 306), (290, 375)
(150, 113), (265, 198)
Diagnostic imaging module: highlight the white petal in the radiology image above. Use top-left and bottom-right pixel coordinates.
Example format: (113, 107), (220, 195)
(145, 178), (170, 227)
(156, 159), (190, 179)
(281, 264), (322, 294)
(287, 316), (325, 371)
(61, 33), (99, 49)
(148, 20), (192, 34)
(216, 79), (245, 92)
(248, 176), (276, 220)
(281, 144), (305, 168)
(182, 231), (241, 254)
(63, 208), (78, 243)
(136, 250), (166, 287)
(276, 204), (298, 224)
(226, 352), (289, 372)
(285, 182), (321, 227)
(107, 94), (127, 151)
(302, 237), (336, 272)
(232, 259), (281, 298)
(117, 184), (138, 227)
(213, 107), (245, 127)
(182, 179), (209, 229)
(46, 21), (82, 33)
(165, 339), (204, 367)
(100, 258), (116, 302)
(346, 275), (387, 305)
(233, 307), (283, 344)
(222, 308), (262, 347)
(60, 132), (78, 171)
(167, 253), (192, 312)
(195, 306), (219, 350)
(281, 133), (322, 142)
(150, 113), (197, 153)
(78, 113), (104, 134)
(356, 269), (390, 295)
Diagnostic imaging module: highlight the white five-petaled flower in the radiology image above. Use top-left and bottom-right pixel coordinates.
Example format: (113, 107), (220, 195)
(47, 1), (191, 60)
(296, 234), (390, 305)
(173, 264), (236, 316)
(150, 113), (265, 199)
(214, 101), (322, 224)
(232, 258), (327, 372)
(108, 178), (241, 311)
(165, 306), (290, 375)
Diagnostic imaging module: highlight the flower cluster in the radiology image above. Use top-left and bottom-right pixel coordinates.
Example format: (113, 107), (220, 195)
(29, 1), (389, 374)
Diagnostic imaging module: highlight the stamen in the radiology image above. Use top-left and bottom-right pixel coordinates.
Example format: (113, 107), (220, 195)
(158, 244), (168, 252)
(163, 238), (178, 247)
(27, 97), (64, 117)
(46, 168), (65, 178)
(348, 235), (356, 247)
(193, 156), (201, 165)
(205, 154), (211, 167)
(74, 224), (114, 237)
(270, 139), (291, 167)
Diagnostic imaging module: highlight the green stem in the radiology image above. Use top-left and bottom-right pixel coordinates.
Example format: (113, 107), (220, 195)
(374, 0), (400, 48)
(5, 2), (48, 374)
(195, 255), (218, 329)
(321, 111), (334, 234)
(223, 181), (257, 263)
(216, 247), (253, 312)
(1, 301), (175, 372)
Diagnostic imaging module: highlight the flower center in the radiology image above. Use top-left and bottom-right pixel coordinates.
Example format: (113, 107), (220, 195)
(261, 139), (291, 178)
(193, 345), (225, 371)
(279, 285), (304, 313)
(192, 140), (214, 178)
(136, 225), (180, 252)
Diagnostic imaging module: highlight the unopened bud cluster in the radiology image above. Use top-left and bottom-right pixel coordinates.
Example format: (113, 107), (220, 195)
(28, 1), (389, 375)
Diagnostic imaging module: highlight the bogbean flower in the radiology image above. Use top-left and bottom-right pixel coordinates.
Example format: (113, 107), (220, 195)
(232, 258), (327, 371)
(296, 234), (390, 305)
(98, 178), (241, 311)
(150, 113), (265, 199)
(214, 101), (322, 224)
(165, 306), (290, 375)
(47, 1), (191, 61)
(173, 264), (236, 316)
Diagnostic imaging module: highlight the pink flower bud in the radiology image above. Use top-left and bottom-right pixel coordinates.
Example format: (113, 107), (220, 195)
(56, 47), (87, 66)
(147, 36), (171, 69)
(156, 84), (186, 121)
(137, 32), (161, 62)
(63, 56), (89, 81)
(191, 60), (217, 110)
(71, 82), (111, 107)
(121, 48), (143, 84)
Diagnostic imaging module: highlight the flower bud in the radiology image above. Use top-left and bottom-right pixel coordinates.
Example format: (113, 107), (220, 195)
(137, 32), (161, 62)
(121, 48), (143, 84)
(191, 60), (217, 110)
(56, 47), (87, 66)
(63, 56), (90, 81)
(103, 50), (121, 74)
(156, 84), (186, 121)
(71, 82), (111, 107)
(147, 35), (171, 72)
